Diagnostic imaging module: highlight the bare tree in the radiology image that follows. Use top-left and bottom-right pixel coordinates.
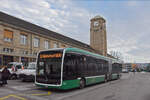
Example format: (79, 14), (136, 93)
(109, 51), (123, 60)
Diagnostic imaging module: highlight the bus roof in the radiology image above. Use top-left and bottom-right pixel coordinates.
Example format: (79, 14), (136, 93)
(65, 48), (120, 62)
(38, 48), (122, 63)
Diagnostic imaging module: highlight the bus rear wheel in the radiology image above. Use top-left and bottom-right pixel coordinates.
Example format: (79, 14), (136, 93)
(79, 79), (85, 89)
(104, 74), (108, 83)
(104, 77), (107, 83)
(117, 74), (121, 79)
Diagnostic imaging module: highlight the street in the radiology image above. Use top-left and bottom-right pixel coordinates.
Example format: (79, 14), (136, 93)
(0, 72), (150, 100)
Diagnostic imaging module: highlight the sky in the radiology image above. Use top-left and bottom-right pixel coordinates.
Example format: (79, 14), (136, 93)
(0, 0), (150, 63)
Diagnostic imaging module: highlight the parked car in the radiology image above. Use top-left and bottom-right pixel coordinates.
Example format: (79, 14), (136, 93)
(7, 62), (24, 79)
(122, 68), (129, 73)
(19, 62), (36, 82)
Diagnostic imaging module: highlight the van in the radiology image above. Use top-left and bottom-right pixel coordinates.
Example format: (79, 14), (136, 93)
(7, 62), (24, 79)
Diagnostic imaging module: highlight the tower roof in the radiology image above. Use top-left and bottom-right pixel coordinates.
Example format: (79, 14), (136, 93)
(91, 15), (105, 22)
(94, 15), (103, 19)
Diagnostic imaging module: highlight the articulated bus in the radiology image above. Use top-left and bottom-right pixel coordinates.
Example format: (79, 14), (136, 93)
(35, 48), (122, 90)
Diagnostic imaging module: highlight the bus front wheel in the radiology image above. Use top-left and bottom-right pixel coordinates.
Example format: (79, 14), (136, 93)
(104, 74), (108, 83)
(79, 79), (85, 89)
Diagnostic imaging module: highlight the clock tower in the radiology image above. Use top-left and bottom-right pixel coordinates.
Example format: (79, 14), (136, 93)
(90, 15), (107, 56)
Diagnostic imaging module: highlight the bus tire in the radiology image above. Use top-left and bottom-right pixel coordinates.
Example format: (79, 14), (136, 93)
(104, 77), (107, 83)
(108, 74), (112, 81)
(118, 74), (121, 79)
(79, 79), (85, 89)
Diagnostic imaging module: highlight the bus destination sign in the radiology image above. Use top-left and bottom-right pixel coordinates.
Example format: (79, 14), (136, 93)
(40, 53), (62, 58)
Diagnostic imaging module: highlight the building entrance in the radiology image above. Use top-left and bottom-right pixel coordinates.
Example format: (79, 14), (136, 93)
(21, 57), (28, 67)
(3, 55), (13, 65)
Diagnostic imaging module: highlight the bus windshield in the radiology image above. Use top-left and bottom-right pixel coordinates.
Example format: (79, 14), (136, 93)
(36, 50), (63, 85)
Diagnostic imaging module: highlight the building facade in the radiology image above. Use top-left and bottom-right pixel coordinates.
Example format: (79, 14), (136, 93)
(0, 11), (107, 67)
(90, 16), (107, 56)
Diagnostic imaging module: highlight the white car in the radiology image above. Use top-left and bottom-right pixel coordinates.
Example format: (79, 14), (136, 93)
(122, 68), (129, 73)
(140, 71), (146, 74)
(7, 62), (24, 79)
(18, 62), (36, 82)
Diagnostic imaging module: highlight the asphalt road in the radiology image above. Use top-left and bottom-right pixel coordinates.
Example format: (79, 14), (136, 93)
(0, 72), (150, 100)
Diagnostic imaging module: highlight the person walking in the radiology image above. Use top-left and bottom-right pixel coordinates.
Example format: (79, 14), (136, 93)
(1, 66), (10, 85)
(0, 72), (3, 86)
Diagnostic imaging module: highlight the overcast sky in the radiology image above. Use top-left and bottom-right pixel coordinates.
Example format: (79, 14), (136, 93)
(0, 0), (150, 63)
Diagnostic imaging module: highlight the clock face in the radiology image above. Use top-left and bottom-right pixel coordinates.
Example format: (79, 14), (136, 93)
(94, 21), (99, 26)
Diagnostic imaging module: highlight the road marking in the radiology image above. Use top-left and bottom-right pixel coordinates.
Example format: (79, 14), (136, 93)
(57, 80), (121, 100)
(9, 84), (36, 91)
(31, 91), (51, 96)
(0, 95), (27, 100)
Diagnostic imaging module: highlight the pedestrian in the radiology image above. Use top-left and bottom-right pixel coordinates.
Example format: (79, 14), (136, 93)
(133, 69), (135, 75)
(0, 72), (3, 86)
(1, 66), (11, 85)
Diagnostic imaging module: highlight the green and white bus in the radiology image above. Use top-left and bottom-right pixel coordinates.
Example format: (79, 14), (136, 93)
(35, 48), (122, 90)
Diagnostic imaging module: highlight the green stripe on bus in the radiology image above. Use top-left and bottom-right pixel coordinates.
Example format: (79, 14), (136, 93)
(35, 79), (80, 90)
(60, 79), (80, 89)
(35, 76), (105, 90)
(86, 76), (105, 85)
(112, 74), (118, 79)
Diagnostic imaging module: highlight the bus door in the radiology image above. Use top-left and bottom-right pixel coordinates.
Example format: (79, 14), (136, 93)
(108, 60), (112, 80)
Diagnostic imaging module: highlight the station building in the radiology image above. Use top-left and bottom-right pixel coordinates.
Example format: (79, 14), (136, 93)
(0, 11), (108, 66)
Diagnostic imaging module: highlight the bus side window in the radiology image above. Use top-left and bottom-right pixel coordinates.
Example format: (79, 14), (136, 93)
(101, 63), (104, 74)
(103, 60), (107, 73)
(64, 53), (78, 80)
(72, 55), (76, 74)
(84, 56), (89, 76)
(95, 59), (99, 75)
(82, 56), (86, 75)
(79, 56), (84, 75)
(75, 55), (79, 76)
(63, 54), (70, 77)
(86, 56), (91, 76)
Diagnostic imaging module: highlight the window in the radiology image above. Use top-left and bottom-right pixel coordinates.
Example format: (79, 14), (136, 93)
(94, 21), (99, 26)
(4, 29), (13, 42)
(100, 26), (103, 30)
(112, 63), (122, 73)
(25, 51), (28, 55)
(20, 34), (27, 45)
(3, 48), (13, 53)
(61, 44), (66, 48)
(94, 29), (99, 32)
(53, 42), (59, 48)
(34, 38), (39, 47)
(44, 40), (49, 49)
(16, 65), (22, 69)
(37, 50), (63, 84)
(63, 53), (77, 80)
(20, 50), (28, 55)
(33, 51), (38, 56)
